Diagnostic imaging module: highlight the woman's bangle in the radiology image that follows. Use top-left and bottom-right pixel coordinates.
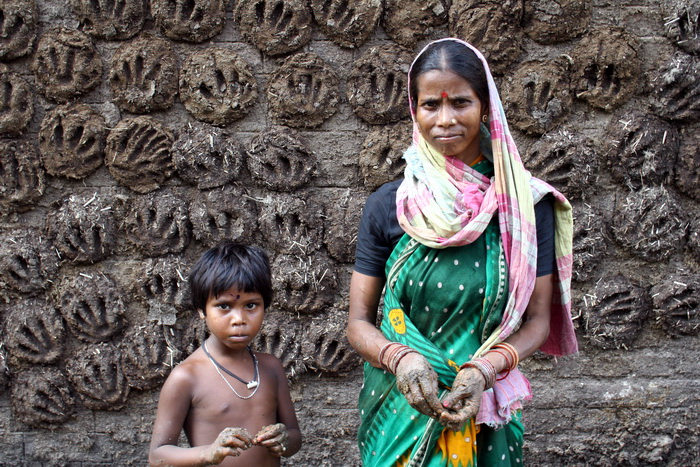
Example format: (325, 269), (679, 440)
(460, 357), (496, 389)
(391, 348), (418, 374)
(492, 342), (519, 369)
(378, 342), (419, 374)
(487, 348), (513, 371)
(378, 342), (397, 370)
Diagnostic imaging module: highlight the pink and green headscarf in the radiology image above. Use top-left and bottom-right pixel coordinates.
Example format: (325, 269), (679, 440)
(396, 38), (577, 356)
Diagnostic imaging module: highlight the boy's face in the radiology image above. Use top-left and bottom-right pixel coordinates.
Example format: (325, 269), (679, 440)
(200, 286), (265, 351)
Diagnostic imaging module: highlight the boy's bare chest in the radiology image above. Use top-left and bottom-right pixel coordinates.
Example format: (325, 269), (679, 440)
(190, 374), (278, 427)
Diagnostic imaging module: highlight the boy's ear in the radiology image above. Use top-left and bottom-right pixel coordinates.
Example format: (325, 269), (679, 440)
(197, 309), (205, 319)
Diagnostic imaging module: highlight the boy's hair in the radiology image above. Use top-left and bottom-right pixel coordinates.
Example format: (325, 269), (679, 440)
(189, 241), (273, 313)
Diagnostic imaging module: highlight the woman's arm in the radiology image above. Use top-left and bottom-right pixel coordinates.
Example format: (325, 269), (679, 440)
(149, 366), (252, 466)
(348, 271), (445, 419)
(486, 273), (553, 371)
(347, 271), (388, 366)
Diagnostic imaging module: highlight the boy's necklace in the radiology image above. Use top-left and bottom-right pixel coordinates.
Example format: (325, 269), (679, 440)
(202, 342), (260, 400)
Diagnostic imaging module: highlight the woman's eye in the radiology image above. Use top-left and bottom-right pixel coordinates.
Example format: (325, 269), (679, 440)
(421, 100), (438, 110)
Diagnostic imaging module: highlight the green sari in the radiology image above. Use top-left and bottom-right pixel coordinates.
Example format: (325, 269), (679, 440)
(358, 164), (525, 467)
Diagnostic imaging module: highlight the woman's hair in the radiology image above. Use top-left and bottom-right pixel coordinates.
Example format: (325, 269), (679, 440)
(409, 40), (489, 113)
(189, 241), (273, 313)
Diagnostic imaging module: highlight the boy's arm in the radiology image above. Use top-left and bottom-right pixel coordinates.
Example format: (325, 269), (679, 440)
(254, 356), (302, 457)
(148, 365), (252, 466)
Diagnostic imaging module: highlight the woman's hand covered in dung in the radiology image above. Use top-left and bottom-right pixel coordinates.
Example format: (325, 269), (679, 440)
(439, 367), (485, 431)
(395, 352), (444, 419)
(205, 427), (253, 464)
(254, 423), (289, 457)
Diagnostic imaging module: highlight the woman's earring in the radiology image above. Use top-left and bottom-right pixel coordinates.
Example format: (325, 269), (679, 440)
(482, 114), (488, 123)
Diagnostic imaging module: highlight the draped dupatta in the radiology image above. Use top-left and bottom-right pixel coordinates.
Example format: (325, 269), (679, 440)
(397, 38), (577, 357)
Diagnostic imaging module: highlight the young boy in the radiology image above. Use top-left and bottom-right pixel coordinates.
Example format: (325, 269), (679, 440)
(149, 242), (301, 466)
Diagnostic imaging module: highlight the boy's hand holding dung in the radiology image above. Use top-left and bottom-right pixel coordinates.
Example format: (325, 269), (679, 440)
(254, 423), (288, 457)
(204, 427), (253, 464)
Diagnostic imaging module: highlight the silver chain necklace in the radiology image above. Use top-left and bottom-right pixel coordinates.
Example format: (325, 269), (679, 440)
(203, 341), (260, 400)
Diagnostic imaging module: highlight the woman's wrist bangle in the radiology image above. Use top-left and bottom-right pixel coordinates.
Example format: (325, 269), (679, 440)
(487, 348), (513, 372)
(460, 357), (496, 389)
(492, 342), (519, 369)
(378, 342), (397, 370)
(391, 348), (418, 374)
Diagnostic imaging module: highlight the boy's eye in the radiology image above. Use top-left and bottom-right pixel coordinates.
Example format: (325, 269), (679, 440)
(245, 302), (259, 310)
(216, 303), (230, 310)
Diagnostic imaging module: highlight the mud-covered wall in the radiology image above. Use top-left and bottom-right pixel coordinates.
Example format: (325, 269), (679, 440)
(0, 0), (698, 465)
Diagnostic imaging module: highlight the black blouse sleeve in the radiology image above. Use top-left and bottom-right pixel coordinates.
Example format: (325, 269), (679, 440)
(535, 194), (556, 277)
(353, 180), (404, 277)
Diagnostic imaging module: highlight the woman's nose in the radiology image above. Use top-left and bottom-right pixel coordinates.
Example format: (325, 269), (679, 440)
(437, 103), (455, 127)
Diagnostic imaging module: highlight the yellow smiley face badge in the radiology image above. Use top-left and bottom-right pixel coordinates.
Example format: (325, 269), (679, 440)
(388, 308), (406, 334)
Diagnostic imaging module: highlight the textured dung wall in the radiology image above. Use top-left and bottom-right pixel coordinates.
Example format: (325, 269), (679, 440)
(0, 0), (698, 465)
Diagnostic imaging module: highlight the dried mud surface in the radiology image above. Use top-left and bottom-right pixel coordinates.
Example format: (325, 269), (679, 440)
(122, 190), (192, 257)
(189, 186), (260, 247)
(347, 44), (412, 124)
(45, 193), (116, 264)
(234, 0), (313, 56)
(52, 271), (127, 343)
(32, 27), (102, 102)
(246, 127), (316, 191)
(0, 66), (33, 136)
(650, 53), (700, 122)
(179, 48), (258, 126)
(358, 122), (411, 190)
(572, 27), (641, 110)
(608, 187), (688, 262)
(4, 298), (65, 367)
(151, 0), (225, 43)
(602, 113), (680, 190)
(105, 116), (175, 193)
(523, 0), (591, 44)
(267, 52), (340, 129)
(524, 129), (598, 200)
(1, 2), (699, 466)
(0, 139), (44, 214)
(109, 36), (178, 114)
(382, 0), (449, 48)
(502, 57), (573, 135)
(38, 103), (106, 179)
(311, 0), (381, 48)
(71, 0), (146, 40)
(580, 275), (651, 349)
(0, 229), (58, 299)
(449, 0), (524, 74)
(0, 0), (36, 60)
(172, 121), (245, 189)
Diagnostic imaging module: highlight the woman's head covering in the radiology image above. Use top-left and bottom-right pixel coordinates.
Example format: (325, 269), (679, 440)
(397, 38), (577, 357)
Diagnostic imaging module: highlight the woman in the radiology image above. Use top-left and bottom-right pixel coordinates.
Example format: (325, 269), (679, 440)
(347, 38), (577, 466)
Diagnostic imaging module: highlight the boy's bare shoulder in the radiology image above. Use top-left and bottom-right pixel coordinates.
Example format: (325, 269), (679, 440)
(253, 351), (285, 373)
(165, 348), (208, 385)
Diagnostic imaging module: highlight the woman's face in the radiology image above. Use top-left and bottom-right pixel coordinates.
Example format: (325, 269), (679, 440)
(414, 69), (485, 165)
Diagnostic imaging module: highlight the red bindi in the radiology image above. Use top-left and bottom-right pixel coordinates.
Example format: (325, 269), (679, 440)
(441, 91), (448, 99)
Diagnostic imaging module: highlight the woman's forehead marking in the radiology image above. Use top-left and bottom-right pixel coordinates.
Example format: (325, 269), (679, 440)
(441, 91), (448, 99)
